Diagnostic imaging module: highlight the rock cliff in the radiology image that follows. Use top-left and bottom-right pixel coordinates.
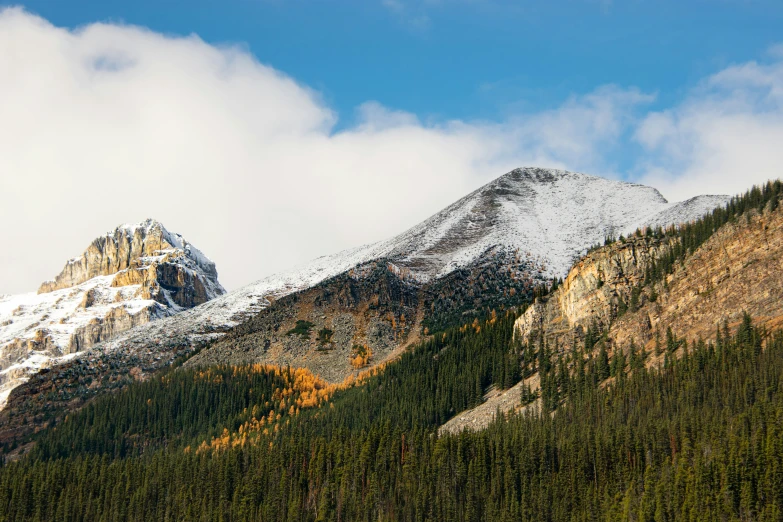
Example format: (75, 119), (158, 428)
(515, 200), (783, 362)
(0, 219), (225, 406)
(38, 219), (221, 297)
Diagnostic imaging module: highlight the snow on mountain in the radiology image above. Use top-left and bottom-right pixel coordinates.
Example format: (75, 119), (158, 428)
(0, 219), (225, 406)
(0, 168), (731, 408)
(628, 195), (734, 234)
(63, 168), (730, 372)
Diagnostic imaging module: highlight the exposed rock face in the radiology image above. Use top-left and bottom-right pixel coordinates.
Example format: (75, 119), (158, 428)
(0, 219), (225, 407)
(185, 261), (425, 383)
(68, 306), (155, 352)
(38, 219), (220, 295)
(438, 375), (541, 436)
(515, 202), (783, 360)
(515, 236), (670, 347)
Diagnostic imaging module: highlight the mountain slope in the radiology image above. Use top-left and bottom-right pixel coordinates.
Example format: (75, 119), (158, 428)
(68, 167), (729, 353)
(0, 219), (224, 406)
(420, 180), (783, 436)
(516, 190), (783, 358)
(0, 168), (729, 439)
(3, 276), (782, 520)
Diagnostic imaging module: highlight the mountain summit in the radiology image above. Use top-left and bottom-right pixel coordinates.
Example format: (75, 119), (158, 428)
(0, 219), (225, 405)
(367, 167), (729, 279)
(204, 167), (727, 304)
(38, 218), (223, 300)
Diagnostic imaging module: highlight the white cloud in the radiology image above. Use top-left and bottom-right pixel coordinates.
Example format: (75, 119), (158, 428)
(0, 7), (647, 294)
(3, 8), (781, 295)
(635, 47), (783, 200)
(505, 86), (655, 168)
(768, 43), (783, 59)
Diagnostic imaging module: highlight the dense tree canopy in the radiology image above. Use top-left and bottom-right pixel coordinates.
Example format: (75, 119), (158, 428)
(2, 312), (783, 521)
(2, 182), (782, 520)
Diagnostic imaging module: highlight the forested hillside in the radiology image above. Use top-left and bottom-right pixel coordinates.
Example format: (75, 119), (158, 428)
(2, 310), (783, 520)
(1, 181), (782, 521)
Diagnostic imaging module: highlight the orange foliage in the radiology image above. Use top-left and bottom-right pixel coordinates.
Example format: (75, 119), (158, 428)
(196, 363), (384, 454)
(350, 345), (373, 369)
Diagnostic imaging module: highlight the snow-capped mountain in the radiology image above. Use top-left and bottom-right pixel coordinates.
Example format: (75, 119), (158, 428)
(67, 168), (730, 361)
(0, 219), (224, 405)
(207, 167), (730, 308)
(367, 167), (728, 279)
(0, 168), (732, 409)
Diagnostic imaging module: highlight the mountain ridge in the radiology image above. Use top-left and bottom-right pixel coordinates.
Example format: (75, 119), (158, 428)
(89, 167), (728, 346)
(0, 167), (730, 423)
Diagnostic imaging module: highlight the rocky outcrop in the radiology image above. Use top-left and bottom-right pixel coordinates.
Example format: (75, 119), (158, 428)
(438, 375), (541, 435)
(516, 236), (670, 348)
(0, 219), (225, 408)
(0, 305), (154, 403)
(67, 306), (155, 353)
(38, 219), (220, 294)
(108, 252), (212, 309)
(515, 202), (783, 359)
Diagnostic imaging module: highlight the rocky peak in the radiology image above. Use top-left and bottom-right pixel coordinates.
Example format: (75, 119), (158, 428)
(380, 167), (725, 280)
(1, 219), (225, 406)
(38, 218), (221, 294)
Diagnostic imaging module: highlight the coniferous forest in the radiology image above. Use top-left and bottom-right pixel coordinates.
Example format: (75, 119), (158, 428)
(2, 182), (783, 521)
(1, 312), (783, 521)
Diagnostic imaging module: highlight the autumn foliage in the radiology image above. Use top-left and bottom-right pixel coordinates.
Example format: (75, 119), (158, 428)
(350, 344), (373, 368)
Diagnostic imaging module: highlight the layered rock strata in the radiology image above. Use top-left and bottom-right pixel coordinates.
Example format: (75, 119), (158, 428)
(515, 202), (783, 359)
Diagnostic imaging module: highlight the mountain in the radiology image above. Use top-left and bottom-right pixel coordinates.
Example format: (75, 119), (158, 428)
(0, 219), (224, 406)
(0, 168), (730, 439)
(363, 167), (727, 279)
(444, 181), (783, 434)
(57, 167), (729, 353)
(2, 180), (781, 521)
(122, 168), (729, 371)
(516, 181), (783, 360)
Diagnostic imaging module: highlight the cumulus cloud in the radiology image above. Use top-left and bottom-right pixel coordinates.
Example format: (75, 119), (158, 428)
(2, 8), (782, 295)
(0, 7), (649, 294)
(635, 48), (783, 200)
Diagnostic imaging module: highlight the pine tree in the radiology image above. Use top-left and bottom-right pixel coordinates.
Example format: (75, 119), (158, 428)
(596, 343), (610, 381)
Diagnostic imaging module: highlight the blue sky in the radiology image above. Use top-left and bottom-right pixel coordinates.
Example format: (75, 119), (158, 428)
(2, 1), (783, 292)
(11, 1), (783, 131)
